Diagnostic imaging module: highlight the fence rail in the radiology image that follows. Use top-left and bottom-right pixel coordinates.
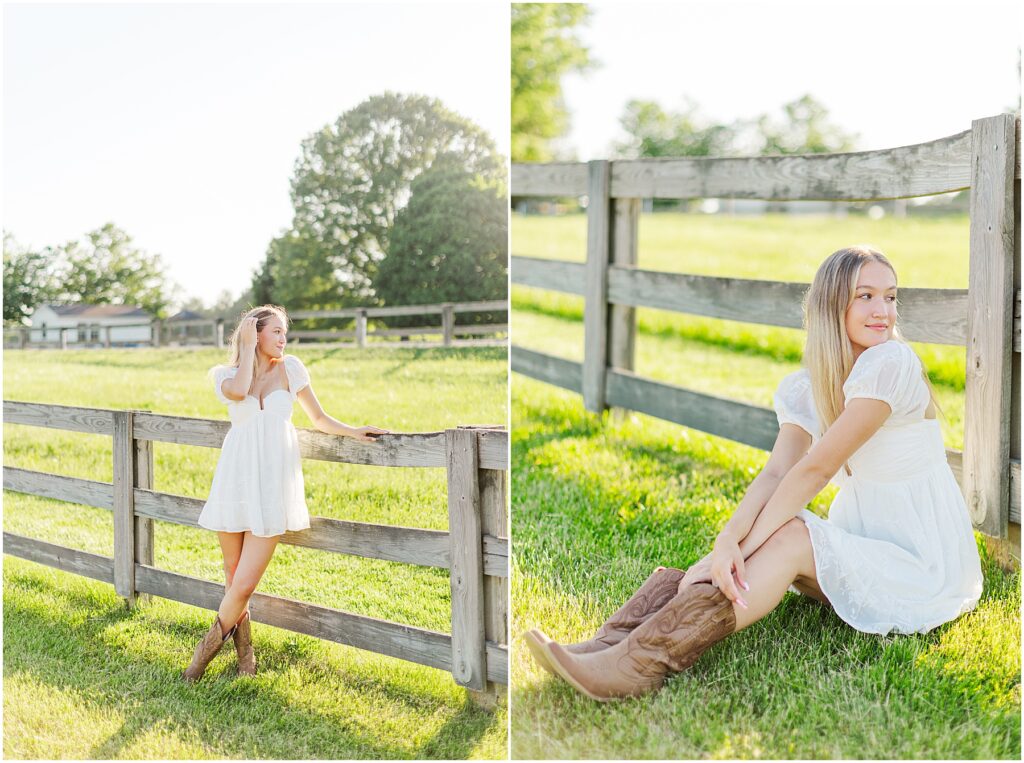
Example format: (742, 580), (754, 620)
(2, 400), (509, 698)
(4, 299), (509, 350)
(511, 114), (1020, 562)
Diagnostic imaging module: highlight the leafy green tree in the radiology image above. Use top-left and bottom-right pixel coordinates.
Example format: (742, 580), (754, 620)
(755, 94), (858, 155)
(375, 156), (507, 311)
(3, 233), (58, 324)
(53, 223), (179, 318)
(288, 92), (503, 303)
(614, 97), (736, 158)
(511, 3), (594, 162)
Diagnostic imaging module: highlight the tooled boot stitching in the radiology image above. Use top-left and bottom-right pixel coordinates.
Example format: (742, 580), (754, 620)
(233, 611), (256, 675)
(618, 587), (735, 681)
(183, 616), (236, 682)
(571, 567), (686, 652)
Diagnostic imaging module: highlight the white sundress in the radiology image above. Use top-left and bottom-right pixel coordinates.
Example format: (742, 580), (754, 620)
(773, 339), (984, 635)
(197, 354), (312, 538)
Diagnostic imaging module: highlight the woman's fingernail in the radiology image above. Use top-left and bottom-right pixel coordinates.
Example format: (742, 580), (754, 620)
(742, 581), (750, 591)
(739, 599), (749, 609)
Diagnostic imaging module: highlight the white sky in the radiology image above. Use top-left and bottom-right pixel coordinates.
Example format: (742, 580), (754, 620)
(560, 0), (1021, 159)
(3, 1), (510, 306)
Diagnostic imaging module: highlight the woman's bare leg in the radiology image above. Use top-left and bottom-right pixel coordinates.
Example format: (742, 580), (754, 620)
(731, 517), (823, 632)
(216, 532), (279, 636)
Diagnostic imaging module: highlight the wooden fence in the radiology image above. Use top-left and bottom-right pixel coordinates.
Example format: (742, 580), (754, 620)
(2, 401), (509, 702)
(511, 113), (1021, 564)
(4, 300), (509, 350)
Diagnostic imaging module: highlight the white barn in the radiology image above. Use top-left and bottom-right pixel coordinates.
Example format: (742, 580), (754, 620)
(27, 304), (154, 346)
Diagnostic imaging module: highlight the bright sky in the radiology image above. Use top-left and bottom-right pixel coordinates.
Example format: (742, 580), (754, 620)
(560, 0), (1020, 160)
(3, 2), (510, 307)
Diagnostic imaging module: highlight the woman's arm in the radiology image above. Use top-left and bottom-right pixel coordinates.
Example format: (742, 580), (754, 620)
(296, 385), (388, 441)
(736, 397), (891, 558)
(719, 423), (814, 550)
(221, 318), (258, 401)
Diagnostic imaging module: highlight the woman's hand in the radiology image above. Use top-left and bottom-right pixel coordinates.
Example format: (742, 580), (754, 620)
(239, 316), (258, 349)
(677, 551), (714, 592)
(351, 425), (389, 442)
(710, 532), (749, 609)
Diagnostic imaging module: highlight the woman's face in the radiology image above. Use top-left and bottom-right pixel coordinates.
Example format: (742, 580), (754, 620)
(256, 314), (287, 360)
(845, 260), (897, 357)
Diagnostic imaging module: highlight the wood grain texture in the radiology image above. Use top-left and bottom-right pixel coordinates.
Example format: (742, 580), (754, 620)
(112, 411), (136, 602)
(583, 160), (612, 412)
(510, 346), (583, 394)
(446, 428), (486, 690)
(512, 162), (589, 197)
(964, 114), (1016, 535)
(609, 199), (640, 371)
(609, 130), (973, 200)
(510, 256), (586, 295)
(3, 467), (113, 508)
(3, 400), (114, 435)
(134, 437), (155, 573)
(477, 432), (509, 700)
(3, 533), (115, 584)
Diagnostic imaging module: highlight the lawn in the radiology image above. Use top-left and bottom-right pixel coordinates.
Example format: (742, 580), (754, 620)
(509, 211), (1020, 758)
(3, 345), (508, 760)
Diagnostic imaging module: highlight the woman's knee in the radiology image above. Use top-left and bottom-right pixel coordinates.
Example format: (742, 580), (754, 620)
(230, 576), (259, 598)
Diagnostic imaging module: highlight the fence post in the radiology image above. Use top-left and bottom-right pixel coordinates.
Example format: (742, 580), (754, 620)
(356, 310), (368, 348)
(134, 424), (155, 604)
(583, 159), (612, 413)
(460, 425), (508, 707)
(104, 325), (112, 349)
(608, 197), (640, 420)
(441, 304), (455, 346)
(964, 114), (1016, 557)
(20, 327), (27, 349)
(445, 427), (486, 692)
(152, 320), (161, 348)
(112, 410), (139, 608)
(60, 328), (68, 350)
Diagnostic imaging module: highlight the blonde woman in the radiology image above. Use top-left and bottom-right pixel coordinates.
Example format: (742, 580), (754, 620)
(182, 305), (389, 682)
(525, 246), (984, 701)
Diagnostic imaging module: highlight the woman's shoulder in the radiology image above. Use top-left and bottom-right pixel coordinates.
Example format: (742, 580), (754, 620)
(777, 367), (811, 394)
(854, 339), (916, 368)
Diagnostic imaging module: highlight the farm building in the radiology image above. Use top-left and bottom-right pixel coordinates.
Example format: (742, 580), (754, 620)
(27, 303), (153, 346)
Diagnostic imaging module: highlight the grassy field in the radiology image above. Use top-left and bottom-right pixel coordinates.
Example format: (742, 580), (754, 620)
(3, 345), (508, 760)
(510, 212), (1020, 758)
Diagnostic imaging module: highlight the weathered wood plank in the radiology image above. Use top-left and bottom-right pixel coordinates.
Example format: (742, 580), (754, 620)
(475, 426), (508, 702)
(3, 400), (114, 435)
(3, 467), (113, 508)
(606, 370), (780, 451)
(510, 256), (586, 295)
(510, 346), (583, 394)
(609, 129), (973, 200)
(3, 533), (115, 584)
(134, 436), (155, 580)
(1010, 458), (1021, 525)
(112, 411), (136, 603)
(583, 160), (612, 412)
(606, 268), (971, 346)
(446, 428), (485, 690)
(511, 162), (589, 197)
(964, 114), (1016, 536)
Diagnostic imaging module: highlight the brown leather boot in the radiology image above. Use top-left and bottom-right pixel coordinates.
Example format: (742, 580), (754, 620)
(182, 615), (236, 683)
(542, 582), (736, 701)
(523, 566), (686, 676)
(233, 610), (256, 676)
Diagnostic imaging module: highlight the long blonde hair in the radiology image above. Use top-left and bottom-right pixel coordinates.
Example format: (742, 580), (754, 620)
(209, 304), (290, 393)
(802, 246), (942, 475)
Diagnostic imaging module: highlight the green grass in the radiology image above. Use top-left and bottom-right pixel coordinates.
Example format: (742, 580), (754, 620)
(510, 377), (1020, 759)
(510, 212), (1018, 758)
(3, 346), (507, 760)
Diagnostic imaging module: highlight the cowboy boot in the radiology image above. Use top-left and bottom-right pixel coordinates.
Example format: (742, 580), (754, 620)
(233, 610), (256, 676)
(182, 615), (237, 683)
(523, 566), (686, 676)
(542, 581), (736, 701)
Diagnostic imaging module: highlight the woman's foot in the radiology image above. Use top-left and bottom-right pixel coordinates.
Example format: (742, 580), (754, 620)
(232, 610), (256, 676)
(182, 615), (237, 683)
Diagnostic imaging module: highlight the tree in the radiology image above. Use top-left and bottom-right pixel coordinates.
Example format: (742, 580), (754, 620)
(54, 223), (179, 318)
(754, 94), (858, 155)
(613, 97), (737, 159)
(288, 92), (504, 304)
(3, 233), (59, 324)
(256, 230), (341, 312)
(511, 3), (594, 162)
(374, 156), (507, 311)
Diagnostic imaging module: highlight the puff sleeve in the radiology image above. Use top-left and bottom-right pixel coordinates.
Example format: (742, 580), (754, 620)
(284, 355), (310, 399)
(212, 365), (239, 405)
(842, 340), (925, 418)
(773, 369), (820, 439)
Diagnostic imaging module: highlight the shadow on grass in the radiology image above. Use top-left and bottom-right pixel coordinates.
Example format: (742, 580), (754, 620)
(4, 566), (498, 760)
